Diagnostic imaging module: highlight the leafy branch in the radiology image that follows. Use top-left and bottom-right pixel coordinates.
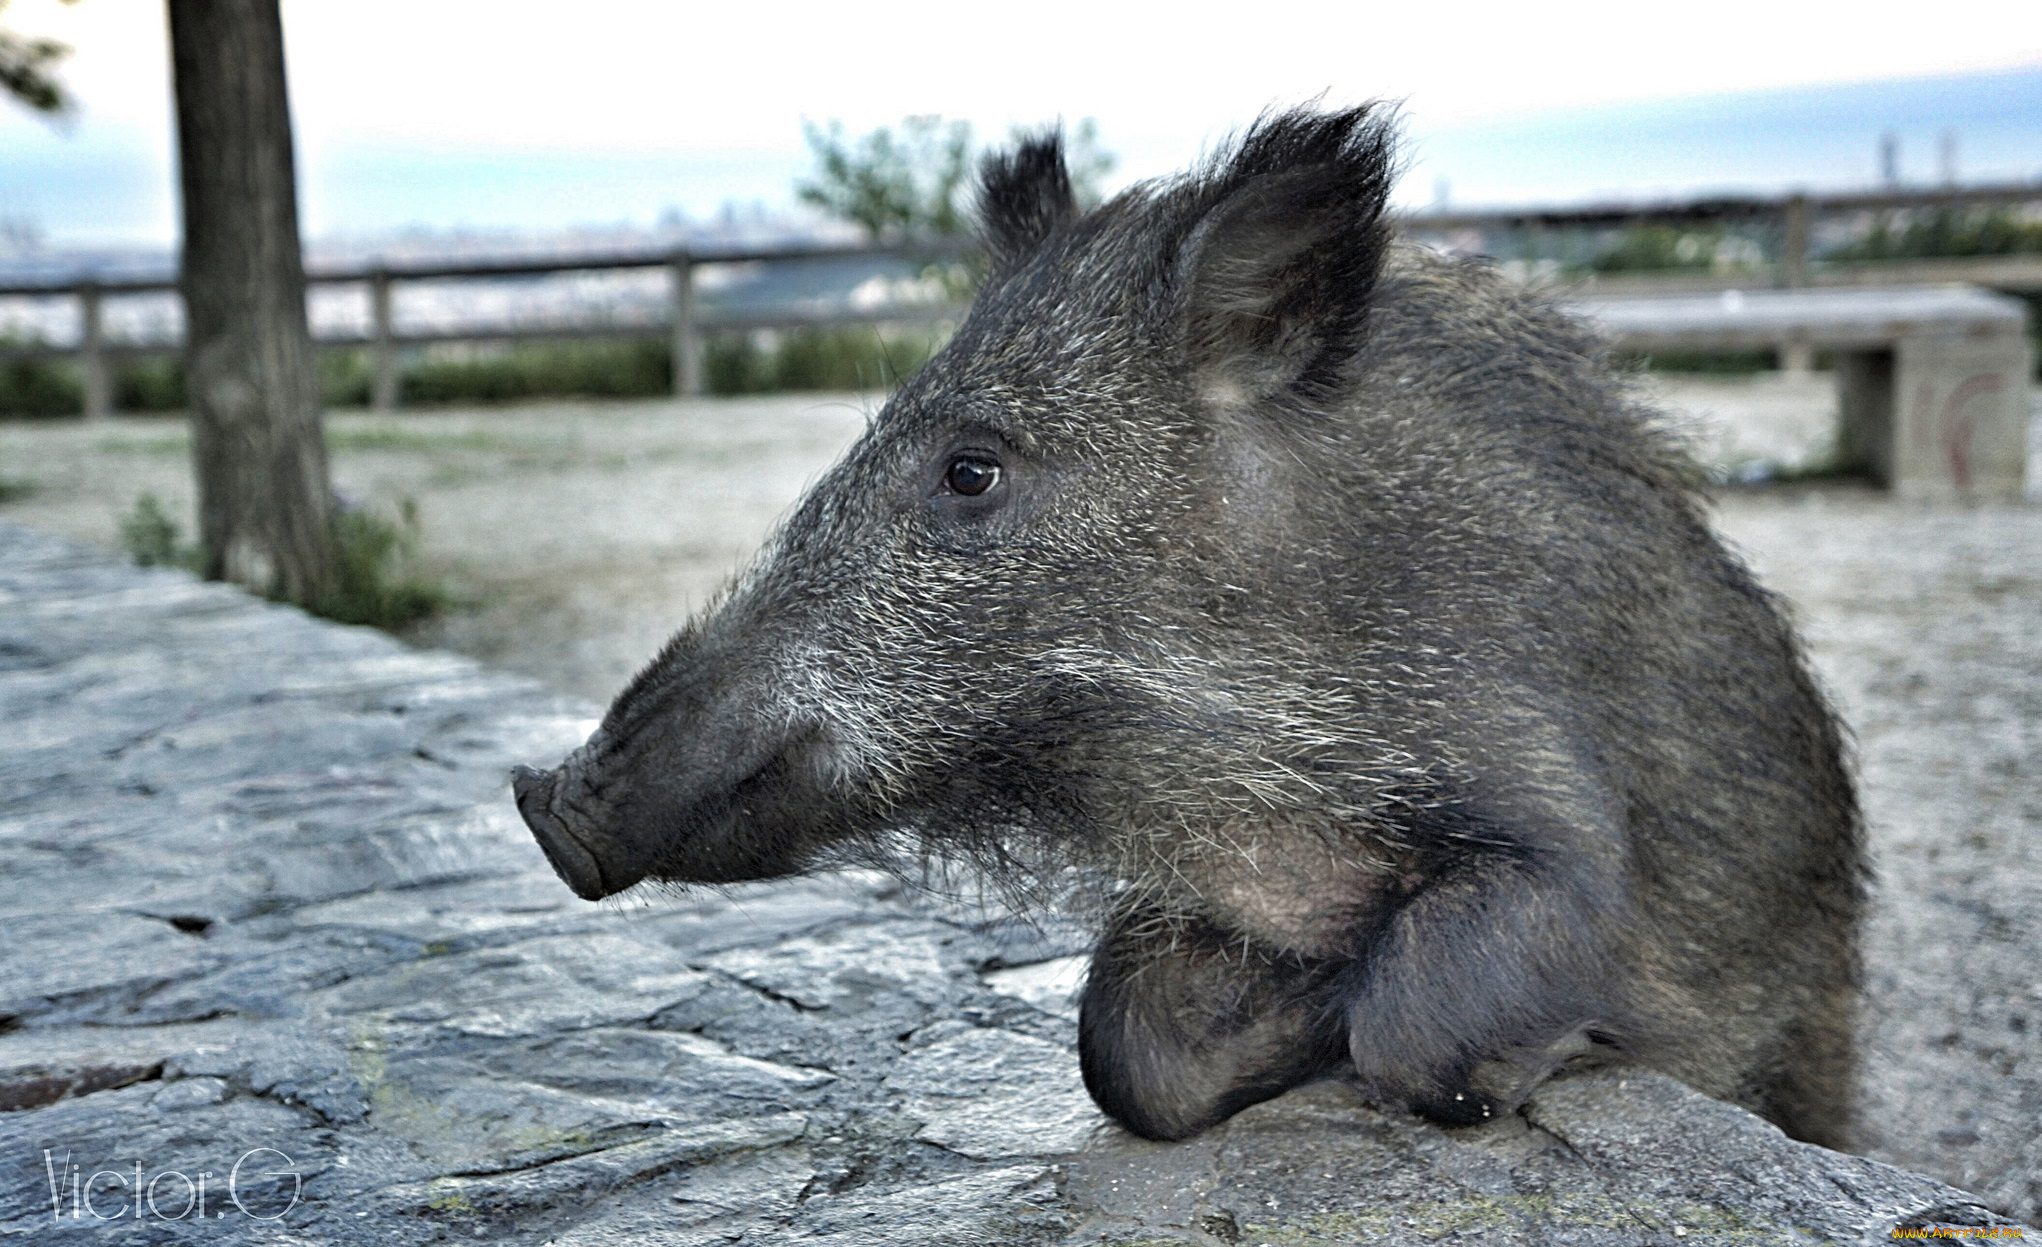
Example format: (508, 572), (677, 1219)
(0, 0), (75, 116)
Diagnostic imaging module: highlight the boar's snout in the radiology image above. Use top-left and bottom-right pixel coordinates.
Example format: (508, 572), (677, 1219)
(512, 761), (648, 901)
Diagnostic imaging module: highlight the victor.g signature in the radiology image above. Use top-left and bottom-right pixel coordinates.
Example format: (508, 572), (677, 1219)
(41, 1147), (300, 1223)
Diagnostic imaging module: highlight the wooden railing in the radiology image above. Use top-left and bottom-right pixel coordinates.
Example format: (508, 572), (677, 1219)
(1401, 179), (2042, 297)
(6, 179), (2040, 419)
(0, 240), (974, 419)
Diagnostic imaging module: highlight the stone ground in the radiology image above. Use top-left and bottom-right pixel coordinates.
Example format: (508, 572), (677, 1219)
(0, 522), (2026, 1246)
(1, 376), (2039, 1242)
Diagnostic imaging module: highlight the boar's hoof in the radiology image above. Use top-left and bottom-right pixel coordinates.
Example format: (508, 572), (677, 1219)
(512, 765), (613, 901)
(1409, 1083), (1504, 1128)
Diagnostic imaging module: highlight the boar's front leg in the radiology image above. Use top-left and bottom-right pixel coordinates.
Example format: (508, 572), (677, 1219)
(1338, 843), (1624, 1127)
(1079, 841), (1626, 1139)
(1078, 904), (1348, 1141)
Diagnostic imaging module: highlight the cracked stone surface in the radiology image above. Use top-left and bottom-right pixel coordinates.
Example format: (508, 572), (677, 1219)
(2, 525), (2033, 1243)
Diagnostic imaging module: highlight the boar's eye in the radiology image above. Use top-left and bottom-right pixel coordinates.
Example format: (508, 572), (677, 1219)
(944, 455), (1001, 497)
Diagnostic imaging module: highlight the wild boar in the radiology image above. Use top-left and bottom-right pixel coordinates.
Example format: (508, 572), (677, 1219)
(514, 107), (1863, 1148)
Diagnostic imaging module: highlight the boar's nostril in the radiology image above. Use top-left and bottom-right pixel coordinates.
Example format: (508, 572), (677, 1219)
(511, 764), (613, 901)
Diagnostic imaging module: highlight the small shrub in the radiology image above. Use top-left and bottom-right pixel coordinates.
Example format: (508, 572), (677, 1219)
(0, 355), (83, 418)
(320, 349), (372, 408)
(115, 357), (186, 411)
(1829, 207), (2042, 262)
(703, 334), (766, 395)
(118, 494), (203, 571)
(1589, 225), (1722, 274)
(118, 491), (447, 631)
(109, 350), (375, 413)
(316, 499), (447, 630)
(401, 340), (670, 405)
(2018, 294), (2042, 379)
(777, 327), (939, 390)
(704, 327), (945, 395)
(10, 331), (950, 419)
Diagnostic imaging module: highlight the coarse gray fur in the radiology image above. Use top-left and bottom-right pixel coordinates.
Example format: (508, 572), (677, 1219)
(514, 106), (1864, 1149)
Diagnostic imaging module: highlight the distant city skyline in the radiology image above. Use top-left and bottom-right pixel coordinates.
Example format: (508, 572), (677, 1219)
(1, 0), (2038, 248)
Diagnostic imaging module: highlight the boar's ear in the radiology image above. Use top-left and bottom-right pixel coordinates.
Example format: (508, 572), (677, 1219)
(1177, 108), (1395, 407)
(978, 130), (1079, 269)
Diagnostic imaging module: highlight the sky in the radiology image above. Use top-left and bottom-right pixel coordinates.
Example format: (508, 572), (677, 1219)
(2, 0), (2040, 248)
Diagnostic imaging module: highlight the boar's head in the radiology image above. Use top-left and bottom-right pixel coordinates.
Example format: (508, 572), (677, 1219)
(514, 107), (1404, 906)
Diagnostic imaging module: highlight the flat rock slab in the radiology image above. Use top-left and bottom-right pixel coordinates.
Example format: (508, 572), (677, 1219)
(0, 521), (2026, 1245)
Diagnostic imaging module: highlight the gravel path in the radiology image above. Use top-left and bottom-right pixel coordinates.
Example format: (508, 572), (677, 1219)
(2, 381), (2039, 1221)
(1718, 488), (2042, 1217)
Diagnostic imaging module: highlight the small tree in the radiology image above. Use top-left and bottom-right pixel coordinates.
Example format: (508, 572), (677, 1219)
(798, 116), (1117, 242)
(797, 115), (974, 240)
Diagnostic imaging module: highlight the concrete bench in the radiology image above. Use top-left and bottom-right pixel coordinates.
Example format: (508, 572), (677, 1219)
(1569, 285), (2034, 501)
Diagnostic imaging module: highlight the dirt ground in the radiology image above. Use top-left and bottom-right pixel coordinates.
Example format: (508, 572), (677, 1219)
(0, 374), (1853, 707)
(0, 394), (876, 702)
(2, 377), (2039, 1217)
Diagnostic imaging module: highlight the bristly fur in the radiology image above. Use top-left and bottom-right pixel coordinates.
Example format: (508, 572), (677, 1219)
(517, 105), (1865, 1153)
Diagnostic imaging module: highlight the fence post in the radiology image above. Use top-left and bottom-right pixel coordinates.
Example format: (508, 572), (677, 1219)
(80, 281), (111, 421)
(370, 267), (398, 411)
(671, 250), (702, 398)
(1780, 194), (1810, 290)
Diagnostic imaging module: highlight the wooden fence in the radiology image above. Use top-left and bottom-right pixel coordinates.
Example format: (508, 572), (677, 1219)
(0, 240), (974, 419)
(1404, 180), (2042, 301)
(5, 180), (2040, 419)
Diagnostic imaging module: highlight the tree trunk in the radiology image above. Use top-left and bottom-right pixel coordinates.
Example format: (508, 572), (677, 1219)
(169, 0), (337, 604)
